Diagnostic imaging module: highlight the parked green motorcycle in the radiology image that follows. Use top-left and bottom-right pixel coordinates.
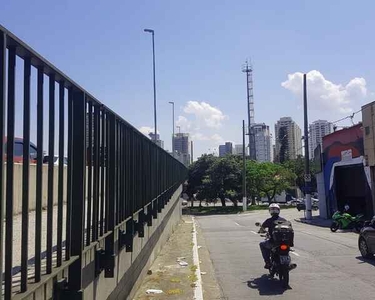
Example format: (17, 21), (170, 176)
(330, 211), (364, 232)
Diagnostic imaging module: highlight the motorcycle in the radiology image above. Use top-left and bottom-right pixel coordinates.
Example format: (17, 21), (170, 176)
(330, 211), (364, 232)
(255, 222), (297, 288)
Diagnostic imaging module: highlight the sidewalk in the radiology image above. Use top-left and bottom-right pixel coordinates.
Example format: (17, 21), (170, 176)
(294, 216), (331, 228)
(132, 216), (223, 300)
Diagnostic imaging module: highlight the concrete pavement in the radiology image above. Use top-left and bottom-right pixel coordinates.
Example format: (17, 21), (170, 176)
(196, 209), (375, 300)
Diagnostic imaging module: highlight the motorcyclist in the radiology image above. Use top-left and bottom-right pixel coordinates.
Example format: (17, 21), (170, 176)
(259, 203), (286, 269)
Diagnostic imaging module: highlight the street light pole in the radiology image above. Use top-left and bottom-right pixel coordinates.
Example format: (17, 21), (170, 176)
(168, 101), (175, 155)
(144, 28), (157, 142)
(303, 73), (312, 220)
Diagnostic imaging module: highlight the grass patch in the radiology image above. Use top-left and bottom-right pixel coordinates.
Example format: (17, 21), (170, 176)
(188, 273), (198, 282)
(166, 289), (183, 295)
(170, 278), (181, 283)
(190, 265), (198, 272)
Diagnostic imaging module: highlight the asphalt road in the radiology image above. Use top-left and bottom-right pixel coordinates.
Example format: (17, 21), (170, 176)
(196, 209), (375, 300)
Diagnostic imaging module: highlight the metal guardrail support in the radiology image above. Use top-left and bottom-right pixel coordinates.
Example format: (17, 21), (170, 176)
(67, 90), (86, 296)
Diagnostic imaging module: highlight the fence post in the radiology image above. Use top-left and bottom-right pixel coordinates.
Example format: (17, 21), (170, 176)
(68, 89), (86, 295)
(104, 113), (116, 277)
(0, 32), (6, 300)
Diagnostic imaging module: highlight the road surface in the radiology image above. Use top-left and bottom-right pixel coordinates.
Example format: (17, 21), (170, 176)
(196, 209), (375, 300)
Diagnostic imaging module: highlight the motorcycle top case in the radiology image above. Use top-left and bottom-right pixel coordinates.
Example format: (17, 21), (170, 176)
(272, 221), (294, 246)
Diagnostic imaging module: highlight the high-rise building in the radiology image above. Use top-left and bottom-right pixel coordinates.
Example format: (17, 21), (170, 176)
(173, 133), (190, 166)
(234, 144), (248, 156)
(275, 117), (302, 161)
(219, 142), (233, 157)
(252, 123), (271, 162)
(309, 120), (333, 158)
(149, 132), (164, 149)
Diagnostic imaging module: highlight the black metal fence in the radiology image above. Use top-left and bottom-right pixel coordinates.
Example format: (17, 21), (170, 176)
(0, 25), (187, 299)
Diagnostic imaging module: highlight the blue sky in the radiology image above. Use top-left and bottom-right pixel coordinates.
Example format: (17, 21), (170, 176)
(1, 0), (374, 157)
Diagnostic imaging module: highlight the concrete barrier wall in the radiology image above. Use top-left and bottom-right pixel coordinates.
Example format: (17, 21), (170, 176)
(82, 185), (183, 300)
(7, 163), (68, 215)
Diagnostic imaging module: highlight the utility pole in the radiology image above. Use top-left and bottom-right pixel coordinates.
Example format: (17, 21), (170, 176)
(303, 74), (312, 220)
(242, 61), (256, 160)
(169, 101), (175, 156)
(144, 29), (157, 142)
(242, 120), (247, 212)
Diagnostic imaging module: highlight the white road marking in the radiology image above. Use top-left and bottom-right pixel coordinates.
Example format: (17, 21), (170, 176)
(234, 222), (241, 227)
(192, 217), (204, 300)
(290, 251), (300, 257)
(251, 231), (258, 235)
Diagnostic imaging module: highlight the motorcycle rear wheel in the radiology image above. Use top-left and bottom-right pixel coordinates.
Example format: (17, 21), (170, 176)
(279, 269), (289, 288)
(330, 221), (339, 232)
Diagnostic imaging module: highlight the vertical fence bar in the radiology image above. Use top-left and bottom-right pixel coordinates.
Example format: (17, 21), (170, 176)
(46, 74), (55, 274)
(65, 88), (73, 261)
(35, 67), (44, 282)
(0, 32), (6, 300)
(116, 122), (120, 225)
(105, 113), (116, 277)
(21, 56), (31, 292)
(5, 45), (16, 300)
(105, 114), (110, 233)
(99, 110), (105, 236)
(68, 90), (86, 292)
(57, 81), (64, 267)
(86, 101), (93, 246)
(92, 104), (100, 241)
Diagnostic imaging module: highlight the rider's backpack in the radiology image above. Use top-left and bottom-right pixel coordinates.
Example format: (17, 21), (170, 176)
(272, 221), (294, 247)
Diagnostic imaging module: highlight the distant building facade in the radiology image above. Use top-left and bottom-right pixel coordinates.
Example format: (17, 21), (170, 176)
(275, 117), (302, 161)
(252, 123), (271, 162)
(219, 142), (233, 157)
(173, 133), (190, 166)
(309, 120), (333, 158)
(234, 144), (248, 156)
(149, 132), (164, 149)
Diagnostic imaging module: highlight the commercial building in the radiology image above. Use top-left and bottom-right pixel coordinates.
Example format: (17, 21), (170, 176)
(309, 120), (333, 158)
(252, 123), (271, 162)
(234, 144), (248, 156)
(149, 132), (164, 149)
(275, 117), (302, 161)
(219, 142), (233, 157)
(173, 133), (190, 166)
(317, 123), (373, 219)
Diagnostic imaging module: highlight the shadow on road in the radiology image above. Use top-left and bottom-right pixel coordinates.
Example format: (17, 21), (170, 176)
(247, 274), (290, 296)
(182, 206), (243, 216)
(356, 256), (375, 266)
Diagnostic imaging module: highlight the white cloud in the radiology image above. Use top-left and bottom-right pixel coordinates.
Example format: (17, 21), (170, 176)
(281, 70), (367, 114)
(176, 116), (191, 131)
(139, 126), (159, 138)
(183, 101), (227, 128)
(210, 134), (224, 143)
(191, 133), (209, 141)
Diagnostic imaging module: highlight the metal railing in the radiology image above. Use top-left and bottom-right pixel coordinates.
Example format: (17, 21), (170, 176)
(0, 25), (187, 299)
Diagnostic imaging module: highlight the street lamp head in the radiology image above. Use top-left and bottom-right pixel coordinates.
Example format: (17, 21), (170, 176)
(168, 101), (174, 104)
(144, 29), (154, 34)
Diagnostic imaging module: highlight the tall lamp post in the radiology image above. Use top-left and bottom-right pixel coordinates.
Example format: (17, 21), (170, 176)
(168, 101), (175, 155)
(144, 28), (157, 142)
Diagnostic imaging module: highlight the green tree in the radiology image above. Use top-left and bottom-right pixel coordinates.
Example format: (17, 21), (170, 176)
(283, 156), (317, 193)
(186, 154), (217, 206)
(197, 155), (242, 206)
(246, 161), (296, 202)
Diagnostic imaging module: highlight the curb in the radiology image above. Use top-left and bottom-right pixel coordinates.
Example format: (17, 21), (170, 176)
(294, 218), (330, 228)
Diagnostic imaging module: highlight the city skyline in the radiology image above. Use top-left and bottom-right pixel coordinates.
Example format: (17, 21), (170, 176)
(1, 1), (370, 158)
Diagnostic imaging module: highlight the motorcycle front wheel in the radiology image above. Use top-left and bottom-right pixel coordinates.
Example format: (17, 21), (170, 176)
(330, 221), (339, 232)
(279, 268), (289, 288)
